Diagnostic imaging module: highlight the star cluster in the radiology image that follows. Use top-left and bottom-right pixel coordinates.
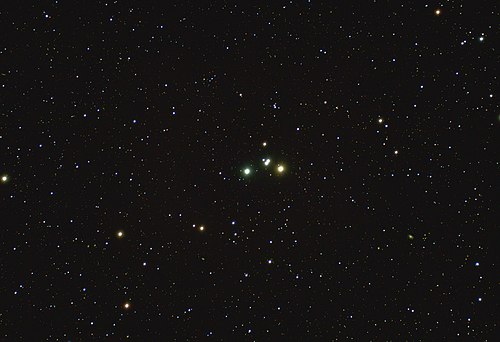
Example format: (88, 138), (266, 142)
(0, 1), (497, 340)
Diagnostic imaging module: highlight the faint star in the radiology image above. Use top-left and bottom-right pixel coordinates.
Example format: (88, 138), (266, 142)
(262, 142), (267, 147)
(199, 225), (205, 232)
(378, 118), (384, 124)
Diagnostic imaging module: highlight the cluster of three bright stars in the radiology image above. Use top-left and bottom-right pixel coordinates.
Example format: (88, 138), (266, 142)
(243, 159), (285, 177)
(243, 141), (286, 175)
(242, 140), (286, 177)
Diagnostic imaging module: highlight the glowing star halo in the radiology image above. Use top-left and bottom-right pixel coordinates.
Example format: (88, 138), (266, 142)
(1, 175), (8, 183)
(276, 165), (285, 173)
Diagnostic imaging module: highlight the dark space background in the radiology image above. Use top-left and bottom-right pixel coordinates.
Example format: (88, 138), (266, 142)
(0, 1), (498, 340)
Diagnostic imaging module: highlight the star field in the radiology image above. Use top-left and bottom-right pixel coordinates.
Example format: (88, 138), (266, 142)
(1, 1), (498, 340)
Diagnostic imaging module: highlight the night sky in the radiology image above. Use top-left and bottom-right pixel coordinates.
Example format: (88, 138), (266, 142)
(1, 1), (498, 340)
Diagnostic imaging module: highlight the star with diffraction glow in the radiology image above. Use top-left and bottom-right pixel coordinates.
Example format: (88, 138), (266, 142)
(116, 231), (124, 238)
(276, 165), (285, 174)
(1, 175), (8, 183)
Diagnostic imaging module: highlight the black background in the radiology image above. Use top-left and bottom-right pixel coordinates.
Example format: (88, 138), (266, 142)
(1, 1), (497, 340)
